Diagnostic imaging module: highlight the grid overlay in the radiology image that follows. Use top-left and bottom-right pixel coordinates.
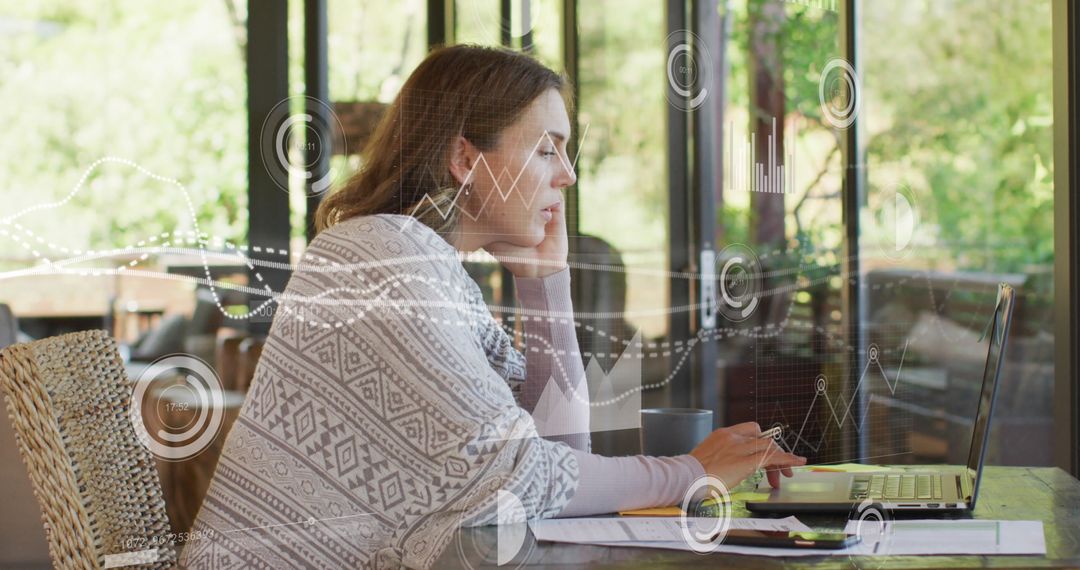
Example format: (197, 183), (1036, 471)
(397, 89), (584, 241)
(754, 333), (916, 465)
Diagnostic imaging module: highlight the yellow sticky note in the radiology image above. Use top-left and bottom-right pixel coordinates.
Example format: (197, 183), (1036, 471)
(809, 463), (888, 473)
(618, 506), (685, 517)
(619, 491), (771, 516)
(701, 492), (770, 506)
(730, 491), (771, 502)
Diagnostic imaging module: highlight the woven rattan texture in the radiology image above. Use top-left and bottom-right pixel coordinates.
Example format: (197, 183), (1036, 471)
(0, 330), (176, 569)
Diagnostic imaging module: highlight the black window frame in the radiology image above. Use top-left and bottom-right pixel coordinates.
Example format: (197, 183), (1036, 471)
(249, 0), (1079, 475)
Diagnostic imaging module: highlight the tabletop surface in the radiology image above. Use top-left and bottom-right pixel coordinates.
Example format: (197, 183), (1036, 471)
(436, 466), (1080, 569)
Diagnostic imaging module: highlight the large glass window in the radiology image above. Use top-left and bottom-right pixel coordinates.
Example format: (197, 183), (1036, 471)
(456, 0), (562, 66)
(859, 0), (1055, 466)
(0, 2), (251, 547)
(320, 0), (429, 232)
(711, 0), (1057, 468)
(575, 0), (672, 453)
(576, 1), (669, 341)
(327, 0), (427, 103)
(714, 0), (852, 463)
(0, 0), (248, 351)
(456, 0), (502, 45)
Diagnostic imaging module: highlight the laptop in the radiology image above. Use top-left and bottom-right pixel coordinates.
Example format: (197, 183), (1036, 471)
(746, 282), (1015, 515)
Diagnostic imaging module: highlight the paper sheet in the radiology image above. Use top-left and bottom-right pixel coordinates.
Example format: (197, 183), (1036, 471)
(841, 519), (1046, 556)
(531, 517), (1045, 557)
(530, 516), (810, 545)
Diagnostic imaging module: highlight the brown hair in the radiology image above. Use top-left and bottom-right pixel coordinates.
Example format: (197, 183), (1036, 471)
(315, 44), (570, 235)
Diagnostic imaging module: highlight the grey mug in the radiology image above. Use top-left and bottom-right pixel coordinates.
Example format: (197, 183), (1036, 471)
(640, 408), (714, 456)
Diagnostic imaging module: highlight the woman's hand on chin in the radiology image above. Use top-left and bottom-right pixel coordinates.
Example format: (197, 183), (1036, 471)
(688, 422), (807, 490)
(485, 199), (568, 279)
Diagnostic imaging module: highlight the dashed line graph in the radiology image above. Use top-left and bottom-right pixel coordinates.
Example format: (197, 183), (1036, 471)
(0, 156), (276, 320)
(1, 155), (956, 437)
(0, 154), (920, 333)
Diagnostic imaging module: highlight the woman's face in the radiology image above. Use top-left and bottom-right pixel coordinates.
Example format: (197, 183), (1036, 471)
(451, 89), (577, 250)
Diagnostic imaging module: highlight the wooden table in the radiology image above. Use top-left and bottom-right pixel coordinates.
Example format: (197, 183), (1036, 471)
(437, 466), (1080, 569)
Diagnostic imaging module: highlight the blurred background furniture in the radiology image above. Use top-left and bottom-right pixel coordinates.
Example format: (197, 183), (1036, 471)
(146, 387), (245, 534)
(0, 304), (17, 349)
(114, 285), (263, 534)
(863, 269), (1045, 466)
(123, 287), (233, 379)
(139, 326), (256, 532)
(0, 330), (176, 569)
(0, 303), (51, 568)
(570, 235), (678, 457)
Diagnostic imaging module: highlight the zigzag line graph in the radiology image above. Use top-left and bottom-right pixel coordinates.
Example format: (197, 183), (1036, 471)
(3, 157), (940, 426)
(0, 154), (924, 335)
(402, 124), (590, 227)
(774, 341), (909, 455)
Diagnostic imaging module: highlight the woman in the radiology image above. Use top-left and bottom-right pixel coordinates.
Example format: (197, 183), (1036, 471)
(180, 45), (804, 569)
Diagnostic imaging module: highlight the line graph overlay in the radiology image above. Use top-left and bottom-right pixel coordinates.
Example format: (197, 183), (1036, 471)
(401, 125), (590, 229)
(397, 88), (590, 234)
(0, 154), (981, 435)
(754, 337), (913, 464)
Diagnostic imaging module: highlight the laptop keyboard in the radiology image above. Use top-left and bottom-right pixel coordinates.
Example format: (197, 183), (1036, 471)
(849, 474), (943, 501)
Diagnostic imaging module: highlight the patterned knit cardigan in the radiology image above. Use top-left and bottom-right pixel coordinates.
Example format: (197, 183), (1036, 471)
(179, 214), (581, 569)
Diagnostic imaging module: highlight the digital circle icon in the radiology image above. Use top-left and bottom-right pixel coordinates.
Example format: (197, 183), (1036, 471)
(665, 30), (712, 111)
(129, 354), (225, 461)
(866, 184), (918, 259)
(885, 187), (916, 254)
(679, 475), (732, 553)
(819, 58), (861, 130)
(496, 490), (528, 565)
(455, 488), (533, 569)
(769, 422), (785, 443)
(259, 95), (347, 196)
(715, 243), (762, 323)
(848, 499), (894, 568)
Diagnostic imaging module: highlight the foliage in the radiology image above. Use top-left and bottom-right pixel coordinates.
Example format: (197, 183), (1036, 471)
(728, 0), (1055, 277)
(575, 0), (669, 258)
(0, 0), (1057, 283)
(0, 1), (248, 253)
(860, 0), (1055, 273)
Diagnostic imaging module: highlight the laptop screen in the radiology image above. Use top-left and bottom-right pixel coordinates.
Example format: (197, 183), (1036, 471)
(964, 284), (1015, 504)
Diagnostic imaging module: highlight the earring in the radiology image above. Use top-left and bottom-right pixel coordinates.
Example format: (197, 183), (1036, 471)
(464, 182), (472, 196)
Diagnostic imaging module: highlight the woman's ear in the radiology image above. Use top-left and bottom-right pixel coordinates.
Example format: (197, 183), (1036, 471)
(448, 135), (480, 187)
